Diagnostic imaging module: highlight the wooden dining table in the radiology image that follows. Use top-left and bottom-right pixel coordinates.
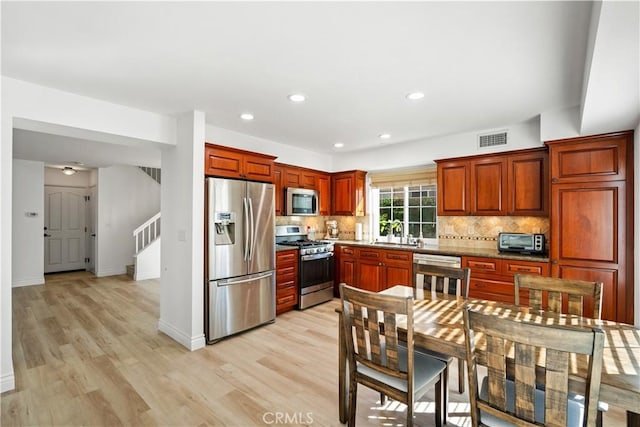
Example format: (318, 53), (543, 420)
(337, 285), (640, 426)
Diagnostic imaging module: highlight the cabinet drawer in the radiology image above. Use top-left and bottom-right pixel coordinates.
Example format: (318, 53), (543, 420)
(464, 257), (501, 274)
(357, 249), (381, 260)
(276, 279), (297, 292)
(502, 260), (549, 277)
(340, 246), (356, 256)
(469, 278), (515, 303)
(276, 250), (298, 264)
(276, 265), (296, 276)
(383, 250), (411, 263)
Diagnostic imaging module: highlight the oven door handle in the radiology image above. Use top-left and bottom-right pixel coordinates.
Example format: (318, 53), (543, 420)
(301, 252), (334, 262)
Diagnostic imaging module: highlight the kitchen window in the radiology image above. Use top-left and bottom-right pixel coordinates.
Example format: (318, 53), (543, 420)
(369, 165), (438, 242)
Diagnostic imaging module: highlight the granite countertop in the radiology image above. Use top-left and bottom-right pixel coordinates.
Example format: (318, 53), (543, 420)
(328, 239), (550, 262)
(276, 244), (299, 252)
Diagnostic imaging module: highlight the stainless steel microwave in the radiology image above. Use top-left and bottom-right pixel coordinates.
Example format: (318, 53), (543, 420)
(285, 187), (319, 216)
(497, 232), (546, 254)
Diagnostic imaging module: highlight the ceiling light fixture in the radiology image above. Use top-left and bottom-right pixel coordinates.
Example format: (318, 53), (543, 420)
(62, 167), (77, 175)
(288, 93), (306, 103)
(378, 133), (391, 140)
(333, 142), (344, 148)
(240, 113), (254, 121)
(406, 91), (425, 100)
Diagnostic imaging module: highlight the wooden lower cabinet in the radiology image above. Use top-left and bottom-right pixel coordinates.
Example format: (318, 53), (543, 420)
(276, 249), (298, 315)
(463, 256), (550, 305)
(335, 245), (412, 294)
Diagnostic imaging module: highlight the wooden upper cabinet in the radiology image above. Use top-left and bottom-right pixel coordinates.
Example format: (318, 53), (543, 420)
(437, 147), (549, 217)
(316, 173), (331, 216)
(470, 156), (506, 216)
(274, 164), (284, 216)
(331, 170), (366, 216)
(204, 143), (276, 183)
(507, 149), (549, 216)
(547, 132), (630, 184)
(283, 166), (317, 189)
(437, 160), (470, 216)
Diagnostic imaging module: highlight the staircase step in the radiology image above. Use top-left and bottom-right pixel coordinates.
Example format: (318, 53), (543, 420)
(126, 264), (135, 279)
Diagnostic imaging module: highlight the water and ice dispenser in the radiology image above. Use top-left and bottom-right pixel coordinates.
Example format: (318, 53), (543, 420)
(214, 212), (236, 245)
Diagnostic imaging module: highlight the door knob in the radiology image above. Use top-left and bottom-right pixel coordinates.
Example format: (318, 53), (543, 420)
(44, 233), (51, 237)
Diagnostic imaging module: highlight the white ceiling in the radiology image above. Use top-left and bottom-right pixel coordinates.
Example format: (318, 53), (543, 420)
(2, 1), (638, 166)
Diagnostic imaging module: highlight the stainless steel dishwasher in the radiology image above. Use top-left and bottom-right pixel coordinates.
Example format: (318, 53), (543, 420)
(412, 253), (462, 290)
(413, 253), (461, 268)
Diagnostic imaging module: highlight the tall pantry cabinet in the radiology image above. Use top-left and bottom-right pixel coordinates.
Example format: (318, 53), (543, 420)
(546, 131), (634, 324)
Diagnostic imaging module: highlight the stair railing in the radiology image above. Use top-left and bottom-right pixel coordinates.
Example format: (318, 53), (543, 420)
(134, 212), (161, 254)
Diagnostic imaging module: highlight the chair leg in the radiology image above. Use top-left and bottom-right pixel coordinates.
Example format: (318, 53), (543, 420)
(458, 357), (465, 393)
(380, 392), (386, 405)
(434, 375), (445, 427)
(596, 409), (603, 427)
(348, 379), (358, 427)
(407, 395), (414, 427)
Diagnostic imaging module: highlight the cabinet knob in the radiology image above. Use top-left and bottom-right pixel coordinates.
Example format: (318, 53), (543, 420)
(551, 260), (558, 265)
(551, 178), (558, 183)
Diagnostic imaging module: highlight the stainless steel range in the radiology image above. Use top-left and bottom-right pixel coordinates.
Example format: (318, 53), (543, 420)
(276, 225), (335, 309)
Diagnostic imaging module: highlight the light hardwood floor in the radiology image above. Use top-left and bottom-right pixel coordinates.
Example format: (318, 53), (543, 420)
(1, 272), (625, 426)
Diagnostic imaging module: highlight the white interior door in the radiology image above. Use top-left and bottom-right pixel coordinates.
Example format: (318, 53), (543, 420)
(44, 186), (87, 273)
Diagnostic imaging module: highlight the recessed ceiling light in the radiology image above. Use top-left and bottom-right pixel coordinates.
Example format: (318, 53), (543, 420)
(240, 113), (254, 121)
(406, 92), (425, 100)
(288, 93), (306, 103)
(334, 142), (344, 148)
(379, 133), (391, 140)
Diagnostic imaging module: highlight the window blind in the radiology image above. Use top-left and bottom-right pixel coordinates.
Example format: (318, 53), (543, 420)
(369, 164), (437, 188)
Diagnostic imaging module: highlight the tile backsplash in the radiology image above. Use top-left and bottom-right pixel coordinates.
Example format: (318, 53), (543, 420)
(438, 216), (550, 249)
(275, 216), (371, 241)
(276, 215), (549, 249)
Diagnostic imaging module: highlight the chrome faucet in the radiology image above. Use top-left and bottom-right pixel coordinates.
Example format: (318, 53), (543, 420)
(398, 222), (405, 244)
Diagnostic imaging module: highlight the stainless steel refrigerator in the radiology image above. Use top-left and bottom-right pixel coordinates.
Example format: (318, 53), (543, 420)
(206, 177), (275, 343)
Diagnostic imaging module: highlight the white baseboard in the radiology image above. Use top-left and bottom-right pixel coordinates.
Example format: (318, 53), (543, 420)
(158, 319), (206, 351)
(134, 270), (160, 281)
(95, 268), (126, 277)
(1, 371), (15, 393)
(12, 276), (45, 287)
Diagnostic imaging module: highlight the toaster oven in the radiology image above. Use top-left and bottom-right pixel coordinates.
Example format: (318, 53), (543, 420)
(497, 232), (546, 254)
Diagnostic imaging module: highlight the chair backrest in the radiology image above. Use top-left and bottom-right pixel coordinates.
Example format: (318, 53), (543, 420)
(413, 263), (470, 298)
(514, 274), (603, 319)
(463, 307), (605, 427)
(340, 283), (414, 386)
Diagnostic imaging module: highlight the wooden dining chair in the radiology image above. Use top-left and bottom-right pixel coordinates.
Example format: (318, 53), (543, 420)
(413, 262), (471, 394)
(339, 283), (449, 427)
(514, 274), (606, 425)
(514, 274), (603, 319)
(463, 306), (605, 427)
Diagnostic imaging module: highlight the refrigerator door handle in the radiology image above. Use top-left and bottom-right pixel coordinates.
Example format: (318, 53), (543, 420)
(215, 271), (273, 286)
(243, 197), (250, 261)
(248, 198), (255, 261)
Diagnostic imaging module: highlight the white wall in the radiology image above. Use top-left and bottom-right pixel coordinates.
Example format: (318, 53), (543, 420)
(95, 165), (161, 277)
(160, 111), (205, 350)
(12, 160), (45, 287)
(206, 124), (333, 171)
(332, 118), (543, 172)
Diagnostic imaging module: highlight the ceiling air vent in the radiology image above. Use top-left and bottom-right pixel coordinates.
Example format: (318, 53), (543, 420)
(478, 131), (508, 149)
